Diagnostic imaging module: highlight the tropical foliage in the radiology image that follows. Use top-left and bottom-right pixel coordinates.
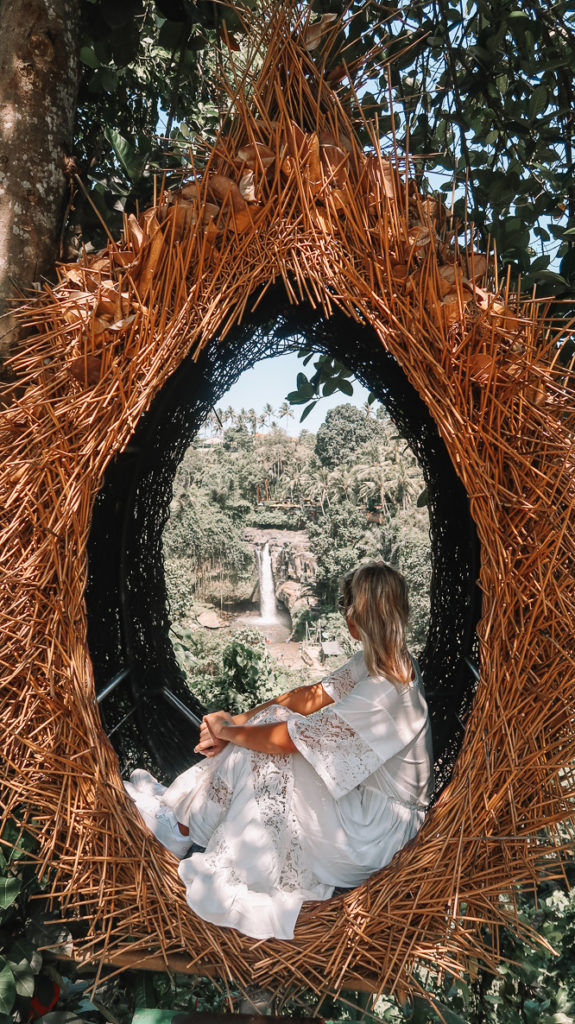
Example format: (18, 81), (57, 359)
(70, 0), (575, 297)
(163, 401), (431, 651)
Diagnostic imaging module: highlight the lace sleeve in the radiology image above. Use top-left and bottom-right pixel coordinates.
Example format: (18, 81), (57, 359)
(320, 654), (363, 702)
(287, 706), (382, 800)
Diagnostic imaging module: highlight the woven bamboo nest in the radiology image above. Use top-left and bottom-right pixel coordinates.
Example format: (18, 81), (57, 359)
(1, 2), (574, 1004)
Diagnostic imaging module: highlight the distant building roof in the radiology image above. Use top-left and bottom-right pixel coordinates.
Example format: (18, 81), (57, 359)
(196, 436), (225, 447)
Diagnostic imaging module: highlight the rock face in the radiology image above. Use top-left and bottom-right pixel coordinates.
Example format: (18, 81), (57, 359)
(197, 609), (225, 629)
(243, 528), (319, 620)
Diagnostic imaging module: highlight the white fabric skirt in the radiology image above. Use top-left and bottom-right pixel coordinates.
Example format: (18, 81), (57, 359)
(124, 705), (424, 940)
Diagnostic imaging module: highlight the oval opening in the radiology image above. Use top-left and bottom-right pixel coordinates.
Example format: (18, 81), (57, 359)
(87, 283), (481, 796)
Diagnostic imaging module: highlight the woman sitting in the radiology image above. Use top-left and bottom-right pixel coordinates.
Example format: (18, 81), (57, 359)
(125, 561), (434, 941)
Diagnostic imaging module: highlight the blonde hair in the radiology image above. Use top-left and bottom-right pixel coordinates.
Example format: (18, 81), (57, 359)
(340, 561), (412, 685)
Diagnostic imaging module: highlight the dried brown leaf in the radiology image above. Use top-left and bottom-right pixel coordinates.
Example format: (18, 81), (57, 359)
(364, 155), (396, 199)
(96, 283), (128, 319)
(325, 63), (347, 85)
(287, 121), (308, 158)
(307, 132), (321, 184)
(137, 229), (165, 296)
(467, 253), (488, 280)
(180, 182), (200, 201)
(302, 12), (338, 51)
(420, 197), (442, 222)
(127, 213), (144, 252)
(239, 171), (257, 202)
(219, 25), (240, 50)
(408, 225), (432, 248)
(68, 355), (102, 386)
(237, 142), (275, 171)
(111, 251), (138, 269)
(209, 174), (247, 212)
(167, 202), (195, 239)
(91, 257), (111, 273)
(61, 267), (88, 287)
(230, 207), (256, 235)
(319, 130), (352, 152)
(321, 144), (348, 188)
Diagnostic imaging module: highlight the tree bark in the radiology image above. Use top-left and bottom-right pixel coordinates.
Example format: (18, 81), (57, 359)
(0, 0), (79, 362)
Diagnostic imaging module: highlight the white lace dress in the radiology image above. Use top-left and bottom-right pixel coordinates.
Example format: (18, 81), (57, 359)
(124, 651), (434, 941)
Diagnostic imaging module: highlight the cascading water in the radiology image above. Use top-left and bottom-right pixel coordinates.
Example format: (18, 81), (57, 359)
(256, 542), (279, 623)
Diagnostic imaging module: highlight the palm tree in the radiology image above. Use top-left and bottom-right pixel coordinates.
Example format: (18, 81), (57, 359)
(328, 465), (359, 505)
(236, 407), (250, 431)
(301, 465), (332, 513)
(223, 405), (236, 428)
(355, 443), (397, 514)
(262, 402), (275, 431)
(278, 400), (295, 432)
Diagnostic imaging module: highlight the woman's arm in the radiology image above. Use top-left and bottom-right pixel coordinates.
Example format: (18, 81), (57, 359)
(234, 681), (334, 725)
(201, 711), (297, 755)
(194, 682), (334, 757)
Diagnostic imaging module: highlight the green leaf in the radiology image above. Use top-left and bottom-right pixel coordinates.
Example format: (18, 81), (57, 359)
(532, 270), (568, 285)
(103, 127), (149, 183)
(101, 0), (143, 28)
(1, 820), (37, 860)
(79, 46), (99, 69)
(7, 937), (42, 975)
(132, 1012), (179, 1024)
(0, 962), (15, 1017)
(529, 255), (550, 273)
(98, 67), (117, 93)
(11, 959), (34, 998)
(100, 68), (118, 93)
(416, 487), (429, 508)
(337, 378), (354, 397)
(110, 22), (141, 66)
(93, 38), (111, 63)
(285, 390), (307, 405)
(296, 371), (313, 393)
(158, 19), (187, 52)
(529, 84), (548, 120)
(25, 917), (73, 958)
(299, 401), (317, 423)
(0, 876), (21, 910)
(134, 971), (159, 1011)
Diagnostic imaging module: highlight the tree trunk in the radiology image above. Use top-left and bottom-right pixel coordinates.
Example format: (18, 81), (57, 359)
(0, 0), (79, 362)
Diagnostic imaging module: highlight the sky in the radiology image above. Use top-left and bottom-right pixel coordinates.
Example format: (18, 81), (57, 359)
(209, 350), (372, 435)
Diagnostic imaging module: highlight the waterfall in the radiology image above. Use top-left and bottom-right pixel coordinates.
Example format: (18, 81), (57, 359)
(256, 542), (278, 623)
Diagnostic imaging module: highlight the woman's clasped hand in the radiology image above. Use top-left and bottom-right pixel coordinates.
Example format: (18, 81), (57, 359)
(195, 711), (233, 757)
(124, 561), (434, 941)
